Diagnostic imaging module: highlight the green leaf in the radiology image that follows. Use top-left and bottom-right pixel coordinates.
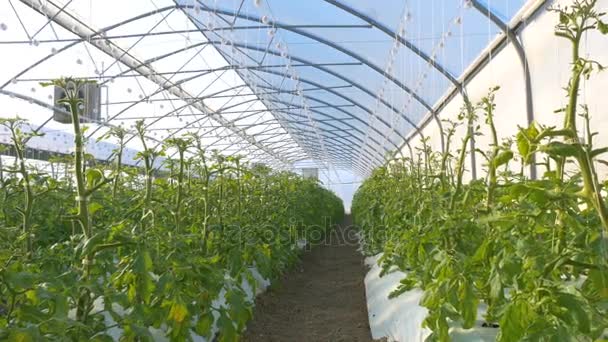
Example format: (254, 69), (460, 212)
(421, 284), (442, 309)
(582, 269), (608, 300)
(517, 131), (530, 160)
(472, 239), (490, 263)
(133, 250), (155, 304)
(81, 232), (105, 256)
(591, 146), (608, 158)
(90, 334), (115, 342)
(5, 272), (36, 291)
(559, 12), (569, 25)
(555, 292), (591, 334)
(217, 310), (238, 342)
(134, 249), (153, 274)
(194, 311), (214, 338)
(539, 141), (580, 158)
(226, 289), (252, 330)
(389, 275), (418, 298)
(53, 294), (69, 318)
(490, 271), (503, 300)
(517, 125), (538, 164)
(423, 310), (450, 342)
(598, 20), (608, 35)
(25, 289), (38, 304)
(7, 327), (39, 342)
(88, 202), (103, 215)
(85, 168), (104, 188)
(498, 298), (535, 342)
(493, 150), (514, 168)
(458, 279), (479, 329)
(168, 301), (188, 323)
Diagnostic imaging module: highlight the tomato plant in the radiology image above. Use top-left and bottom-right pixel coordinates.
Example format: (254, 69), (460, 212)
(353, 1), (608, 341)
(0, 81), (343, 340)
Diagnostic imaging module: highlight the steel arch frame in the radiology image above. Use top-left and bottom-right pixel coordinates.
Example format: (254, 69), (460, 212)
(107, 36), (405, 168)
(239, 90), (400, 152)
(114, 38), (425, 142)
(470, 0), (537, 179)
(243, 69), (405, 146)
(120, 38), (416, 163)
(16, 0), (297, 168)
(181, 3), (436, 119)
(174, 3), (427, 168)
(152, 69), (401, 170)
(162, 106), (386, 173)
(161, 102), (386, 172)
(8, 2), (422, 171)
(123, 40), (422, 164)
(175, 2), (442, 171)
(320, 0), (485, 178)
(7, 0), (523, 175)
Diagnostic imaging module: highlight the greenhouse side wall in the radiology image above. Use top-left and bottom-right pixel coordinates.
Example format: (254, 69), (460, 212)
(401, 0), (608, 181)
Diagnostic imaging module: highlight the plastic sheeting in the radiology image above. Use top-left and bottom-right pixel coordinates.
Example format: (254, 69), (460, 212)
(364, 253), (498, 342)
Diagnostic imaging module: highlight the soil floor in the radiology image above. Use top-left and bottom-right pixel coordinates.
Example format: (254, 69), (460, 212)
(242, 215), (374, 342)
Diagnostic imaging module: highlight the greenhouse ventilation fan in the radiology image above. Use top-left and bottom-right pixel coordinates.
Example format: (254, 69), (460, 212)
(53, 82), (101, 124)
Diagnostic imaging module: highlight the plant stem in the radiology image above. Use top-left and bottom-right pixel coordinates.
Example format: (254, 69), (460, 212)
(175, 145), (186, 231)
(485, 97), (499, 209)
(450, 108), (474, 211)
(5, 123), (35, 257)
(112, 134), (125, 200)
(558, 14), (608, 233)
(62, 83), (93, 324)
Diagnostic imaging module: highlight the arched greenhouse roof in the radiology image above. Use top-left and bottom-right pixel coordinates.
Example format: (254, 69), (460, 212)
(0, 0), (536, 177)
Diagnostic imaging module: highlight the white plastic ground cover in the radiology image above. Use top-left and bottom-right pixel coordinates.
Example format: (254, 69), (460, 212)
(364, 253), (498, 342)
(69, 238), (308, 341)
(296, 238), (308, 250)
(148, 266), (271, 342)
(68, 266), (269, 341)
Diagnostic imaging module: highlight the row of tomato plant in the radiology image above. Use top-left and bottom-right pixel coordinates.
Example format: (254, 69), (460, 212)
(0, 78), (343, 341)
(352, 2), (608, 341)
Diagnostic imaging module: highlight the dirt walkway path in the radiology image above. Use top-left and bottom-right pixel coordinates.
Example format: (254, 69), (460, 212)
(243, 215), (373, 342)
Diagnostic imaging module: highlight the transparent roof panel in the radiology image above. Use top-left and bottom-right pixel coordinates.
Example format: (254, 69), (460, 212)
(1, 0), (530, 176)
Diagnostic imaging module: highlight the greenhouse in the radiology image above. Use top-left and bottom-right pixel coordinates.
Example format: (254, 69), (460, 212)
(0, 0), (607, 341)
